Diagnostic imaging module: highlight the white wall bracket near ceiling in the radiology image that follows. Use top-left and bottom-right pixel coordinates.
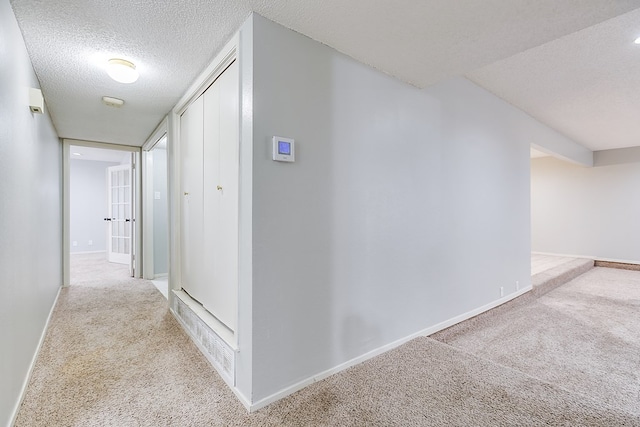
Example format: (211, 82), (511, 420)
(29, 88), (43, 113)
(102, 96), (124, 108)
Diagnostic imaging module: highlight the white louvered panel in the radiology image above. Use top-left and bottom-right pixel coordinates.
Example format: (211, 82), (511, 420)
(172, 295), (235, 386)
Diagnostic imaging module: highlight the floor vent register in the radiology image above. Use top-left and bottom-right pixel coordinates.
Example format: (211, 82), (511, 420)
(172, 294), (235, 386)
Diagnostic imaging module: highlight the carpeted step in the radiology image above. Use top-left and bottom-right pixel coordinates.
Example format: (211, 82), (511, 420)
(431, 257), (594, 343)
(531, 257), (594, 297)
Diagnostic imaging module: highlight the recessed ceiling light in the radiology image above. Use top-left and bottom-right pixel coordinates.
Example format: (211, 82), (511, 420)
(72, 152), (82, 156)
(106, 58), (139, 83)
(102, 96), (125, 108)
(635, 37), (640, 45)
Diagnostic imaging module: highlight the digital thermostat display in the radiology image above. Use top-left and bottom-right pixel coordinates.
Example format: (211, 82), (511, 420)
(278, 141), (291, 155)
(273, 136), (295, 162)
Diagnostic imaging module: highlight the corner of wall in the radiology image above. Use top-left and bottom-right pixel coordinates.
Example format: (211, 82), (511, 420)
(594, 146), (640, 167)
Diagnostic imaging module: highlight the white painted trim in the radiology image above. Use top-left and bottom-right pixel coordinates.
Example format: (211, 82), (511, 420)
(248, 285), (532, 412)
(142, 117), (168, 151)
(142, 127), (169, 281)
(63, 138), (141, 152)
(166, 31), (245, 404)
(62, 141), (70, 287)
(69, 250), (106, 255)
(9, 286), (62, 426)
(173, 34), (239, 116)
(235, 15), (254, 402)
(141, 118), (168, 280)
(63, 140), (143, 285)
(168, 34), (240, 328)
(531, 251), (639, 265)
(133, 151), (142, 279)
(166, 40), (241, 297)
(230, 384), (252, 412)
(167, 111), (180, 298)
(142, 150), (155, 280)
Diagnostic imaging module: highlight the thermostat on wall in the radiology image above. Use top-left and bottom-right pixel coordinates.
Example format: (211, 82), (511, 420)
(272, 136), (295, 162)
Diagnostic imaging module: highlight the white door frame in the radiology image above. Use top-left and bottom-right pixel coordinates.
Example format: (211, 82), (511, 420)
(62, 139), (142, 286)
(170, 37), (239, 331)
(142, 117), (168, 280)
(169, 35), (238, 303)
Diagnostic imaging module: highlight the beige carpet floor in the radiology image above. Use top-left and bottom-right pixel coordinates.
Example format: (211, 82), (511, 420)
(531, 253), (582, 275)
(432, 266), (640, 418)
(15, 257), (640, 426)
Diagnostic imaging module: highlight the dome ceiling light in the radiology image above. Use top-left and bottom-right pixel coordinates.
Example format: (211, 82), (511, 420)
(106, 58), (139, 84)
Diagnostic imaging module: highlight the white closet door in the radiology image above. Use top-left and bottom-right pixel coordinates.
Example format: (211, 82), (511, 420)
(180, 95), (205, 303)
(202, 60), (239, 331)
(203, 72), (222, 318)
(215, 60), (239, 331)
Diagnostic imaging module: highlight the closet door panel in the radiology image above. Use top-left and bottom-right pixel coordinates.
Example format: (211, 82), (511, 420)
(202, 79), (223, 320)
(180, 95), (205, 303)
(214, 60), (239, 332)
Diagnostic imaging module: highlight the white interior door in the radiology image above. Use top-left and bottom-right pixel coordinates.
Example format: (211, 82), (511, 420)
(107, 164), (132, 265)
(203, 60), (239, 331)
(181, 95), (205, 303)
(181, 60), (239, 333)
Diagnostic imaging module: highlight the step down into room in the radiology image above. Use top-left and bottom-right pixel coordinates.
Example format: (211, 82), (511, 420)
(530, 254), (594, 298)
(432, 254), (594, 341)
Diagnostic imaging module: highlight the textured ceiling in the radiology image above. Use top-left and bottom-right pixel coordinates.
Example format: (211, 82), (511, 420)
(469, 7), (640, 152)
(9, 0), (640, 149)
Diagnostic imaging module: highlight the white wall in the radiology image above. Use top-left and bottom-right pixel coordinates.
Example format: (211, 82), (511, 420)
(70, 159), (118, 253)
(0, 1), (62, 425)
(249, 14), (531, 402)
(531, 155), (640, 263)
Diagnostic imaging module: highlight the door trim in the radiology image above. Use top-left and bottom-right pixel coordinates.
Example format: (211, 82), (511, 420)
(142, 120), (168, 280)
(166, 33), (242, 350)
(62, 139), (142, 286)
(142, 117), (169, 280)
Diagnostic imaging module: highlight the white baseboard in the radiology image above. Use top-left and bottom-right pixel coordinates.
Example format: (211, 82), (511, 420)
(69, 250), (106, 255)
(249, 285), (532, 412)
(532, 251), (639, 265)
(9, 285), (62, 427)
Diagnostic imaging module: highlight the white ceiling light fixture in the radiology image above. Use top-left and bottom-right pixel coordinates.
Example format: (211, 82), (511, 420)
(106, 58), (139, 83)
(634, 36), (640, 44)
(72, 152), (82, 156)
(102, 96), (125, 107)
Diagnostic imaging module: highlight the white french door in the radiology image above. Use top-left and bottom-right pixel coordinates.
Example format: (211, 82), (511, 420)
(107, 164), (132, 266)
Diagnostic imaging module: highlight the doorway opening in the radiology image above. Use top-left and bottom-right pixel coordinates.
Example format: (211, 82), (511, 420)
(142, 133), (169, 298)
(63, 140), (141, 286)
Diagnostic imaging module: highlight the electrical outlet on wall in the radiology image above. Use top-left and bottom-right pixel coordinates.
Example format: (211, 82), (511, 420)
(72, 241), (78, 247)
(516, 280), (519, 290)
(88, 240), (93, 246)
(500, 287), (504, 297)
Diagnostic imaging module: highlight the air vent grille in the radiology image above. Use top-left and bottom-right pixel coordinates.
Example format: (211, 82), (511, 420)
(172, 295), (235, 386)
